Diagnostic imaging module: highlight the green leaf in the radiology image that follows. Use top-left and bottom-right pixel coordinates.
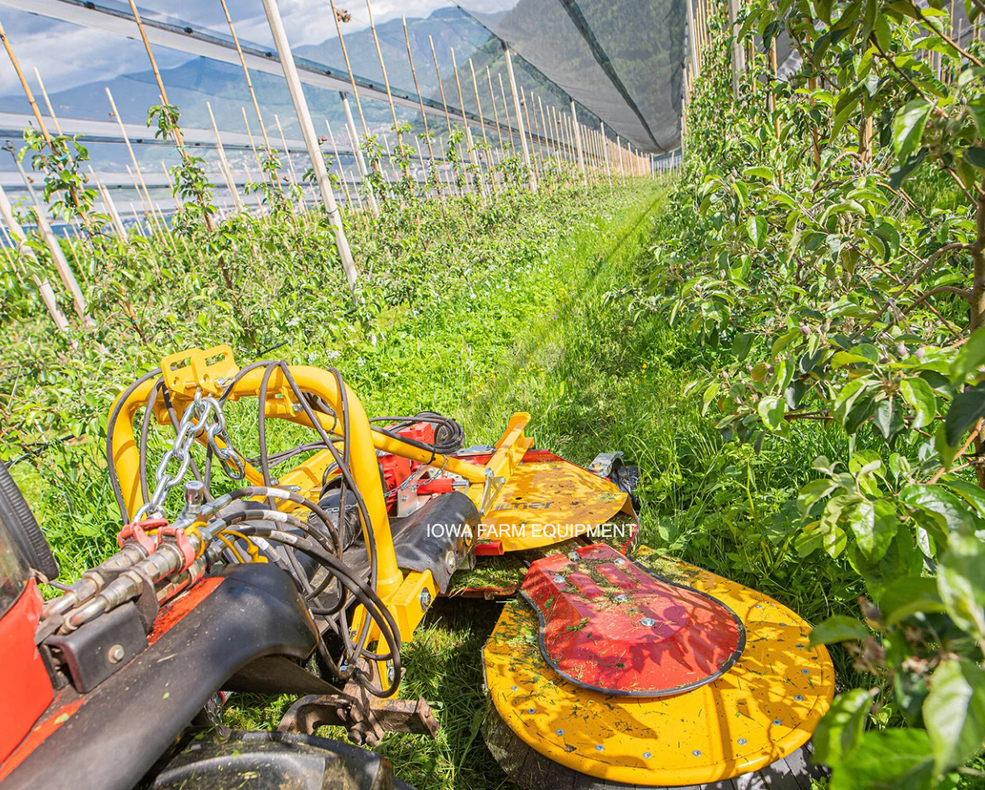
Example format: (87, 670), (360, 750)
(893, 99), (932, 162)
(944, 385), (985, 446)
(879, 576), (946, 625)
(747, 215), (767, 248)
(833, 377), (874, 424)
(901, 484), (982, 534)
(701, 382), (720, 416)
(741, 166), (774, 180)
(899, 377), (937, 429)
(757, 395), (786, 431)
(849, 498), (898, 561)
(938, 531), (985, 639)
(873, 399), (894, 439)
(798, 478), (838, 516)
(809, 615), (868, 646)
(732, 332), (754, 361)
(951, 326), (985, 383)
(936, 423), (962, 472)
(965, 147), (985, 173)
(813, 688), (871, 767)
(832, 729), (935, 790)
(831, 350), (874, 368)
(924, 659), (985, 771)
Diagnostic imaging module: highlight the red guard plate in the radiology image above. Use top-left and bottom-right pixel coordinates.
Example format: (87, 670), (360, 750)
(520, 544), (745, 696)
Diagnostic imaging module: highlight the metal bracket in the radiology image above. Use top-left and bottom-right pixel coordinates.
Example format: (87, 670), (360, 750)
(277, 684), (439, 747)
(588, 450), (624, 478)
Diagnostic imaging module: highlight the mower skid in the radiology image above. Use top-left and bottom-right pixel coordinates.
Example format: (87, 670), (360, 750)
(483, 548), (835, 788)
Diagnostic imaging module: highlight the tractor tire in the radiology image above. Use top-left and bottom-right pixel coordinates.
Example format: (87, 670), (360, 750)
(0, 462), (58, 580)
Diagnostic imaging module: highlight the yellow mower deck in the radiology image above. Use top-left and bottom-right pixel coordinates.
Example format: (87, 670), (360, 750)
(483, 548), (835, 787)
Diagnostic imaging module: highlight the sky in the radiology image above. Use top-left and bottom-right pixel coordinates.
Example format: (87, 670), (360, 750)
(0, 0), (516, 97)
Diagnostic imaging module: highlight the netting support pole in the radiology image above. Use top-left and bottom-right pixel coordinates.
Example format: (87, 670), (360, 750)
(340, 92), (379, 218)
(504, 48), (536, 193)
(685, 0), (699, 79)
(261, 0), (358, 297)
(570, 101), (587, 182)
(600, 123), (612, 185)
(727, 0), (744, 102)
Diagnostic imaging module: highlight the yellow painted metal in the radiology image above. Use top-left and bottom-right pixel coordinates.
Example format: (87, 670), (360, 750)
(107, 346), (494, 657)
(483, 548), (835, 786)
(481, 458), (632, 552)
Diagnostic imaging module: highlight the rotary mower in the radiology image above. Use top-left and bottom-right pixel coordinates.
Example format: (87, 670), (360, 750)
(0, 345), (834, 790)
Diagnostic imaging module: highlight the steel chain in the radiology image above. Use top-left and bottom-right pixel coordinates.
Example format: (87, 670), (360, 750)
(136, 390), (244, 519)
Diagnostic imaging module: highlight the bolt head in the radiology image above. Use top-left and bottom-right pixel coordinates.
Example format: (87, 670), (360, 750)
(108, 644), (125, 664)
(641, 617), (656, 627)
(419, 588), (432, 612)
(553, 575), (566, 584)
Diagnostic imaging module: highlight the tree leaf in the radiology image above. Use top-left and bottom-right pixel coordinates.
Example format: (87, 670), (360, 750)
(938, 531), (985, 639)
(747, 215), (768, 248)
(879, 576), (946, 626)
(951, 325), (985, 383)
(809, 615), (869, 646)
(924, 659), (985, 772)
(813, 688), (871, 767)
(893, 99), (932, 161)
(901, 484), (982, 534)
(798, 478), (838, 516)
(701, 382), (721, 416)
(899, 377), (937, 429)
(758, 395), (786, 431)
(849, 498), (898, 561)
(944, 385), (985, 446)
(831, 729), (935, 790)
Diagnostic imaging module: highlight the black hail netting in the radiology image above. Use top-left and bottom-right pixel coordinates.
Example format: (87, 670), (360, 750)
(457, 0), (685, 154)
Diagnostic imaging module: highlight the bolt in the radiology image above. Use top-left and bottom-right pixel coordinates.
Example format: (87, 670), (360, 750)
(108, 644), (126, 664)
(773, 719), (782, 726)
(614, 558), (625, 566)
(553, 575), (566, 584)
(183, 480), (206, 518)
(556, 729), (564, 736)
(615, 594), (628, 602)
(643, 752), (652, 759)
(795, 695), (804, 702)
(693, 750), (702, 757)
(737, 738), (747, 745)
(595, 745), (604, 752)
(444, 549), (457, 574)
(420, 588), (432, 612)
(387, 662), (395, 683)
(568, 552), (579, 560)
(641, 617), (656, 627)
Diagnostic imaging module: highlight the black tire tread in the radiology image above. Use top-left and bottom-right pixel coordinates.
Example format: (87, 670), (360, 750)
(0, 462), (58, 579)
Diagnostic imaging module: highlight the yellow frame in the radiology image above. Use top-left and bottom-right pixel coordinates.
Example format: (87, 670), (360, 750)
(108, 346), (528, 645)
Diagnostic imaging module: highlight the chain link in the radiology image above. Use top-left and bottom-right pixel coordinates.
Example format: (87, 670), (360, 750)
(136, 390), (244, 520)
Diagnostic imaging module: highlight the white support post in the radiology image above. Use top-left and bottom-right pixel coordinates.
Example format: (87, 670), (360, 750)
(570, 100), (586, 181)
(504, 49), (536, 192)
(260, 0), (358, 295)
(340, 91), (379, 218)
(600, 122), (611, 184)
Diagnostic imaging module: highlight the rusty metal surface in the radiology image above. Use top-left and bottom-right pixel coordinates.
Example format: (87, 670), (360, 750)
(520, 544), (744, 696)
(483, 548), (835, 787)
